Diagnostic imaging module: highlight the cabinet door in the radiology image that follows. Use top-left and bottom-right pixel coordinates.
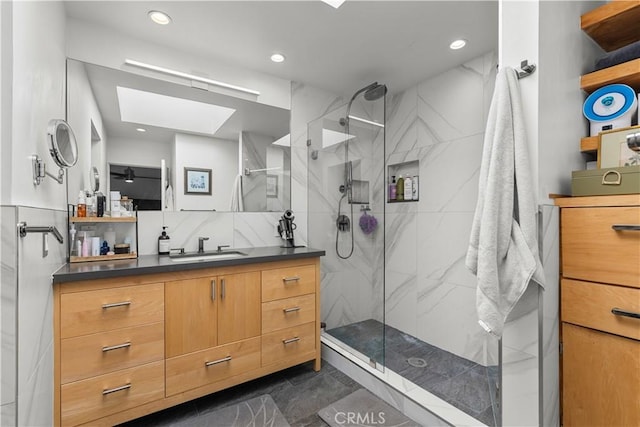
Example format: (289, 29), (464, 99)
(166, 277), (218, 358)
(217, 271), (261, 345)
(562, 323), (640, 427)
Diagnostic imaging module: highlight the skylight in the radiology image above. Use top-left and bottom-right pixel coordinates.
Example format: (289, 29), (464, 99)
(116, 86), (236, 136)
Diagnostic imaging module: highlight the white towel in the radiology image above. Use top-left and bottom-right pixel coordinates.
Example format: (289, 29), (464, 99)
(165, 184), (174, 211)
(465, 67), (545, 337)
(229, 174), (244, 212)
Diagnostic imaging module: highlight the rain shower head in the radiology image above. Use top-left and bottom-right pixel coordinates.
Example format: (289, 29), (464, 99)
(364, 83), (387, 101)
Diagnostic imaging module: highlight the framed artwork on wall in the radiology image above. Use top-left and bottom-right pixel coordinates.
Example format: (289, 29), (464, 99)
(266, 174), (278, 198)
(184, 167), (212, 195)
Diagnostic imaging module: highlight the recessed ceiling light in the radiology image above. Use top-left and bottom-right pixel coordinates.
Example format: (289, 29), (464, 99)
(136, 127), (146, 132)
(449, 39), (467, 50)
(270, 53), (285, 63)
(148, 10), (172, 25)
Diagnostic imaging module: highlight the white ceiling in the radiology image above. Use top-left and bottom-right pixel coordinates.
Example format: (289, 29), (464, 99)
(64, 1), (499, 97)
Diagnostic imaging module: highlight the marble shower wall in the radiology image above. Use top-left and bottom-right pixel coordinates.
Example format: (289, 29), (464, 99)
(1, 206), (66, 427)
(385, 51), (497, 365)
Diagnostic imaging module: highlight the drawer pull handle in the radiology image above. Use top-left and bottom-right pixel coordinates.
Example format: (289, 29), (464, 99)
(612, 224), (640, 231)
(283, 307), (301, 313)
(205, 356), (232, 367)
(612, 308), (640, 319)
(102, 301), (131, 309)
(283, 337), (300, 345)
(282, 276), (300, 283)
(102, 383), (131, 396)
(211, 279), (216, 301)
(221, 278), (226, 299)
(102, 342), (131, 352)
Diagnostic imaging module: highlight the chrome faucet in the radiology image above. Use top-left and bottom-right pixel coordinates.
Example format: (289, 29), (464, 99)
(217, 245), (230, 252)
(198, 237), (209, 253)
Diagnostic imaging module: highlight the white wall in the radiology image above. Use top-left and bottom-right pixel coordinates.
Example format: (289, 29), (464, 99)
(66, 60), (107, 201)
(65, 18), (290, 110)
(9, 1), (67, 210)
(107, 137), (172, 170)
(174, 133), (238, 211)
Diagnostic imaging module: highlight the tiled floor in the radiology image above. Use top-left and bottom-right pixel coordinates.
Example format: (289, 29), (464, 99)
(119, 361), (363, 427)
(326, 319), (499, 426)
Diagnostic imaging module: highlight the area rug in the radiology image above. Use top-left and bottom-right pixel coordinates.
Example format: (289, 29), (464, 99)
(184, 394), (290, 427)
(318, 389), (417, 427)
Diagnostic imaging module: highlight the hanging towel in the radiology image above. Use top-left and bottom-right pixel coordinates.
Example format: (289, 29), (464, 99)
(229, 174), (244, 212)
(465, 67), (545, 337)
(165, 183), (174, 211)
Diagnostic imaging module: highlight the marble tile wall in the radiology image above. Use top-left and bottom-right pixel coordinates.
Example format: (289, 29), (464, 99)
(0, 207), (66, 427)
(385, 51), (497, 366)
(1, 207), (17, 426)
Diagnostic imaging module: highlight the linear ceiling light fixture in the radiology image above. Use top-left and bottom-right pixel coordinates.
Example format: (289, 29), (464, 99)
(348, 115), (385, 128)
(124, 59), (261, 96)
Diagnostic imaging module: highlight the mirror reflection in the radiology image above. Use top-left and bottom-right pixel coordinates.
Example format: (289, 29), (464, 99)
(66, 59), (291, 212)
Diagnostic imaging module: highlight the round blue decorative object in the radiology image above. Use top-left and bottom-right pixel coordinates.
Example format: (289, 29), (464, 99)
(583, 84), (636, 121)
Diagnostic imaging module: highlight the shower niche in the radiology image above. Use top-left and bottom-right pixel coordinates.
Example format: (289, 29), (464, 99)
(387, 160), (419, 202)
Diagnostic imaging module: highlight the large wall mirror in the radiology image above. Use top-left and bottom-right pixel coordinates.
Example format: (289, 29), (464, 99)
(66, 59), (291, 212)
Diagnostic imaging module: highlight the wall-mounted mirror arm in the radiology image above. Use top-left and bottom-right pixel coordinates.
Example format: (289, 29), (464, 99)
(32, 155), (65, 185)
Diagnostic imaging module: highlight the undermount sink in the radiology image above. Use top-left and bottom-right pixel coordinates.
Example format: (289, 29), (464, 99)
(169, 250), (248, 263)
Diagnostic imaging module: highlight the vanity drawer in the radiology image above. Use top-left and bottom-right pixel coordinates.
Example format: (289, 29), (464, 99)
(561, 206), (640, 288)
(562, 279), (640, 340)
(61, 283), (164, 338)
(262, 264), (315, 301)
(165, 336), (261, 397)
(60, 322), (164, 384)
(261, 322), (316, 366)
(262, 294), (315, 333)
(60, 360), (164, 427)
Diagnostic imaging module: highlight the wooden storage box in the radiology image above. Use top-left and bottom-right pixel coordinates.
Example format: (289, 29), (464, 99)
(571, 165), (640, 196)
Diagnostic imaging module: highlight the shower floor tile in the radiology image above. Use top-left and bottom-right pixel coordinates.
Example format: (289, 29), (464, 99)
(326, 319), (499, 427)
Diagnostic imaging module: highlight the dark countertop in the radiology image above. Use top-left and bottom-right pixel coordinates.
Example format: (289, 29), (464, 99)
(52, 246), (325, 284)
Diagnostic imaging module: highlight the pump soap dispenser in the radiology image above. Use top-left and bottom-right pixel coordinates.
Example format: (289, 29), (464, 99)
(158, 226), (170, 255)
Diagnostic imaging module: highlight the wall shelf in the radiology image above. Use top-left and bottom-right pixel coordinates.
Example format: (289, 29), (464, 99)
(70, 216), (136, 223)
(581, 1), (640, 51)
(70, 253), (137, 263)
(580, 58), (640, 94)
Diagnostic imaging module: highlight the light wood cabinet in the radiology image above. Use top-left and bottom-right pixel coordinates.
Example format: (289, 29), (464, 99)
(54, 257), (321, 426)
(556, 195), (640, 426)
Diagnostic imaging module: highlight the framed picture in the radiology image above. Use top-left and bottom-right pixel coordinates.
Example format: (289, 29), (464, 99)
(184, 167), (212, 195)
(599, 125), (640, 168)
(266, 174), (278, 198)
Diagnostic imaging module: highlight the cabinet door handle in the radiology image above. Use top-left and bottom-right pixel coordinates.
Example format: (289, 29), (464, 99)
(612, 307), (640, 319)
(221, 278), (226, 299)
(102, 383), (131, 395)
(282, 276), (300, 283)
(205, 355), (232, 367)
(102, 301), (131, 309)
(102, 342), (131, 352)
(283, 337), (300, 345)
(612, 224), (640, 231)
(283, 306), (301, 313)
(211, 279), (216, 301)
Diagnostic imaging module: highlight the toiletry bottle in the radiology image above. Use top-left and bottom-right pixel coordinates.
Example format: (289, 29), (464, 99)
(396, 175), (404, 201)
(158, 226), (170, 255)
(412, 175), (419, 201)
(69, 224), (77, 257)
(86, 191), (96, 217)
(389, 176), (397, 201)
(77, 191), (86, 217)
(404, 175), (412, 200)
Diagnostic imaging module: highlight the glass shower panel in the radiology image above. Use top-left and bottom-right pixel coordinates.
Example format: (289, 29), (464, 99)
(307, 96), (386, 370)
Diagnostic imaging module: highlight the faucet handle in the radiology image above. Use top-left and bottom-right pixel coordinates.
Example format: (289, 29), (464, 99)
(199, 237), (210, 242)
(170, 247), (185, 255)
(217, 245), (230, 252)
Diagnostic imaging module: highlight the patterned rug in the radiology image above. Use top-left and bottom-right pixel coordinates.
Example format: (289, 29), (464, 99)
(318, 389), (417, 427)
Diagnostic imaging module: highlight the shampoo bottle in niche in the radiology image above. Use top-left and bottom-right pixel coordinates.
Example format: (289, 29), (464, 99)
(404, 175), (412, 200)
(158, 226), (170, 255)
(389, 176), (397, 201)
(412, 175), (419, 200)
(396, 175), (404, 201)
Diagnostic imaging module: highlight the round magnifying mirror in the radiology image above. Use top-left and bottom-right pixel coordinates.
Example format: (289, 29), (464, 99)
(47, 119), (78, 168)
(90, 166), (100, 192)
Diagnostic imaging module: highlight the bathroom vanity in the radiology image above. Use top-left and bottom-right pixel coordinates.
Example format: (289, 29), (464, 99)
(52, 247), (324, 426)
